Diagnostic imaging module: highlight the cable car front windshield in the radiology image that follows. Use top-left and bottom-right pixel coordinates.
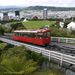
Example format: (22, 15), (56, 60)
(36, 33), (43, 38)
(43, 32), (50, 38)
(36, 31), (50, 38)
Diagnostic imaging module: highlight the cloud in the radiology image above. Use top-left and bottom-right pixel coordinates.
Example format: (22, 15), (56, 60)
(0, 0), (75, 7)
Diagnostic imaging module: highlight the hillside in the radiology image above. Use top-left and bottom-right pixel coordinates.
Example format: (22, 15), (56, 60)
(1, 6), (75, 11)
(26, 6), (75, 11)
(0, 6), (22, 12)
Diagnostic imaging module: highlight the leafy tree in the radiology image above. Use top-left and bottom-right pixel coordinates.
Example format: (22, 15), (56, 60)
(11, 22), (26, 30)
(64, 21), (70, 28)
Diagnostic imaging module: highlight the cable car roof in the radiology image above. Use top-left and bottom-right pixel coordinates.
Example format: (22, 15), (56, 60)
(14, 28), (50, 33)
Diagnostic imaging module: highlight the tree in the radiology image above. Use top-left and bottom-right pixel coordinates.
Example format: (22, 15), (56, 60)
(11, 22), (26, 30)
(0, 25), (4, 35)
(32, 16), (38, 20)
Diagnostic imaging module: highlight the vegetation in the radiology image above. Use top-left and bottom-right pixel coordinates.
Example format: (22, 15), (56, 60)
(26, 51), (49, 69)
(26, 6), (75, 11)
(22, 20), (75, 38)
(0, 18), (72, 75)
(0, 20), (75, 38)
(1, 22), (26, 33)
(0, 46), (38, 75)
(0, 42), (64, 75)
(0, 43), (7, 50)
(11, 22), (26, 31)
(0, 25), (4, 35)
(22, 20), (55, 29)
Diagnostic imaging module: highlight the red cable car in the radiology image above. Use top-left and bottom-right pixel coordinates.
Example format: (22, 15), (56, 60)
(12, 28), (51, 46)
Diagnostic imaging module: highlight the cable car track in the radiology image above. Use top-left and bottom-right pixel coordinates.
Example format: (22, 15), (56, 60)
(48, 42), (75, 56)
(1, 35), (75, 56)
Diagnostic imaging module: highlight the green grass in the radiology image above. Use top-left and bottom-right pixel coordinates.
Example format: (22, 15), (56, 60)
(32, 69), (63, 75)
(22, 21), (55, 29)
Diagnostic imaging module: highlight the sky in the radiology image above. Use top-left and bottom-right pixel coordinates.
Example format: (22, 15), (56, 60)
(0, 0), (75, 7)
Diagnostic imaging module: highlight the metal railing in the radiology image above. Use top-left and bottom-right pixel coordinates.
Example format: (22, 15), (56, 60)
(51, 37), (75, 44)
(0, 37), (75, 66)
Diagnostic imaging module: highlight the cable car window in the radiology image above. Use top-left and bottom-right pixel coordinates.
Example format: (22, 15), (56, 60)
(18, 33), (22, 36)
(36, 33), (43, 38)
(22, 33), (25, 36)
(26, 33), (31, 37)
(47, 32), (50, 37)
(15, 32), (19, 36)
(31, 33), (35, 38)
(19, 33), (21, 36)
(22, 33), (26, 37)
(22, 33), (31, 37)
(14, 33), (16, 35)
(14, 33), (16, 36)
(18, 33), (21, 36)
(21, 33), (25, 36)
(43, 32), (50, 37)
(21, 33), (23, 36)
(43, 33), (47, 37)
(17, 33), (19, 36)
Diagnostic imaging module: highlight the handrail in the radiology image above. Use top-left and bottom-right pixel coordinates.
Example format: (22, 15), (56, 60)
(51, 37), (75, 44)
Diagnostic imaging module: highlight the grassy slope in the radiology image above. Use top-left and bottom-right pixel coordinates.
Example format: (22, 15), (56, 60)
(22, 21), (55, 29)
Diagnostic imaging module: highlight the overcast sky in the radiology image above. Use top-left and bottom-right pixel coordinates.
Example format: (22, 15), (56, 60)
(0, 0), (75, 7)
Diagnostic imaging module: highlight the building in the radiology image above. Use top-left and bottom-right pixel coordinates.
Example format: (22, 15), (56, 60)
(3, 12), (9, 21)
(15, 11), (20, 16)
(67, 22), (75, 30)
(59, 21), (64, 28)
(43, 8), (48, 19)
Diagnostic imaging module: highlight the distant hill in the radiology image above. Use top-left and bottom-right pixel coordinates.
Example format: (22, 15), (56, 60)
(26, 6), (75, 11)
(0, 6), (22, 12)
(1, 6), (75, 11)
(0, 6), (19, 9)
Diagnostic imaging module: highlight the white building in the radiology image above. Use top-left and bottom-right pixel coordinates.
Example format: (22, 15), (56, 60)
(67, 22), (75, 30)
(59, 22), (64, 28)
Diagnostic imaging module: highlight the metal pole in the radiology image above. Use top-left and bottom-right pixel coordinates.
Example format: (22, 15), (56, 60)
(49, 51), (51, 61)
(60, 54), (63, 66)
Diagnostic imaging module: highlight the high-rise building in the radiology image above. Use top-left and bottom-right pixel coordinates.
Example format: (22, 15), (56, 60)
(14, 11), (20, 20)
(3, 12), (8, 16)
(3, 12), (9, 21)
(43, 8), (48, 19)
(15, 11), (20, 16)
